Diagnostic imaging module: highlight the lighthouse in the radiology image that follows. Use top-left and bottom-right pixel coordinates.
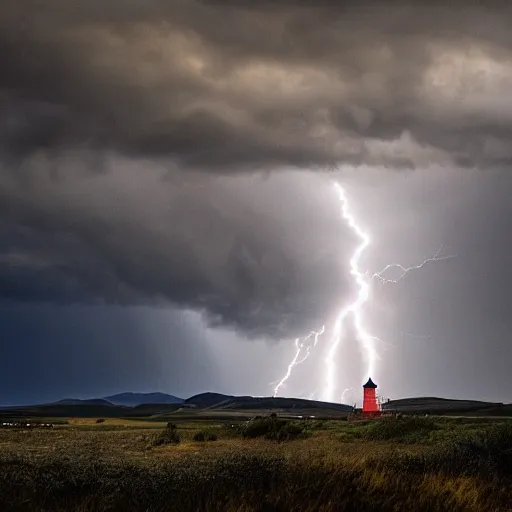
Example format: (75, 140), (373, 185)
(362, 377), (380, 417)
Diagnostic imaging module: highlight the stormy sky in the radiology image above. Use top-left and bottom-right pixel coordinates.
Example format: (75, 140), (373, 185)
(1, 1), (512, 405)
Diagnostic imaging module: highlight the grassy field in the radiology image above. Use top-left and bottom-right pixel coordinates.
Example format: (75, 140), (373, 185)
(0, 415), (511, 511)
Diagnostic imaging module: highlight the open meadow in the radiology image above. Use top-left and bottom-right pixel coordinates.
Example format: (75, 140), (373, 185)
(0, 414), (511, 511)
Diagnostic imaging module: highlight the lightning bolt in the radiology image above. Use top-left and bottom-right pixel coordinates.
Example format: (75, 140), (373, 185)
(341, 387), (357, 404)
(323, 183), (377, 403)
(323, 182), (455, 403)
(273, 326), (324, 397)
(273, 180), (455, 403)
(372, 246), (456, 284)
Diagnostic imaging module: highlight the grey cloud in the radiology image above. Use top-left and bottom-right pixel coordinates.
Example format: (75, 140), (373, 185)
(3, 1), (512, 170)
(0, 163), (354, 338)
(3, 0), (512, 341)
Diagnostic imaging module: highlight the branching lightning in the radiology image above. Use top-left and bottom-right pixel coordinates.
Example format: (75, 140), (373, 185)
(272, 326), (324, 397)
(372, 246), (456, 285)
(273, 181), (455, 403)
(323, 183), (377, 403)
(341, 387), (357, 404)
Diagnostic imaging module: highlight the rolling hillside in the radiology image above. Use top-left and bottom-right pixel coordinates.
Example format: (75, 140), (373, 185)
(0, 403), (128, 418)
(55, 398), (114, 406)
(184, 393), (354, 414)
(184, 392), (235, 408)
(213, 396), (354, 412)
(103, 392), (184, 406)
(123, 403), (183, 417)
(2, 392), (509, 419)
(382, 397), (504, 414)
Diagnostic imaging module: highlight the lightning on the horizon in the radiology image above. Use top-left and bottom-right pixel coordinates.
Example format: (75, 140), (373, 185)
(272, 326), (324, 397)
(341, 387), (357, 404)
(323, 183), (457, 402)
(323, 183), (377, 403)
(274, 181), (455, 403)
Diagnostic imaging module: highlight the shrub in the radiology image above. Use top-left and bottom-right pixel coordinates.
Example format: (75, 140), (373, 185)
(153, 424), (181, 446)
(362, 416), (439, 442)
(241, 418), (276, 439)
(193, 430), (218, 442)
(436, 422), (512, 477)
(239, 416), (308, 441)
(382, 422), (512, 480)
(193, 431), (205, 442)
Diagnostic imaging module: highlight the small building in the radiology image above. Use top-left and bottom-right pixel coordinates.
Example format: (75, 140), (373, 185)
(362, 377), (380, 417)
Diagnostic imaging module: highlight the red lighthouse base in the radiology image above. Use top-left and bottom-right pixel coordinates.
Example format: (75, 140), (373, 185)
(362, 377), (380, 417)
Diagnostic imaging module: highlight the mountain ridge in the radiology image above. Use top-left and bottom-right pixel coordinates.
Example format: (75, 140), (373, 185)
(103, 392), (184, 406)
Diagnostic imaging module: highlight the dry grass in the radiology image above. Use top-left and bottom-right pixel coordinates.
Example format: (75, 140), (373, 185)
(66, 418), (167, 428)
(0, 416), (510, 511)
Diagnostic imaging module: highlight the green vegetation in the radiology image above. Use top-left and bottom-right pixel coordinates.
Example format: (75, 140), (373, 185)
(193, 430), (218, 442)
(238, 416), (311, 441)
(152, 423), (181, 446)
(0, 414), (511, 511)
(338, 415), (441, 443)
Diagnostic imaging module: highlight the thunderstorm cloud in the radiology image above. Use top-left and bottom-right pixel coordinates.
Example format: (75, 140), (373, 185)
(3, 1), (512, 170)
(2, 0), (512, 345)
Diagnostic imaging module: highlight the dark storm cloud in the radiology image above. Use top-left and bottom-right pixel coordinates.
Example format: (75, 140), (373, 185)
(3, 0), (512, 340)
(3, 1), (512, 169)
(0, 164), (353, 338)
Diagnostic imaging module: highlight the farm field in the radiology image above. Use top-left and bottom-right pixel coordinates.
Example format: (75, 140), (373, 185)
(0, 414), (511, 511)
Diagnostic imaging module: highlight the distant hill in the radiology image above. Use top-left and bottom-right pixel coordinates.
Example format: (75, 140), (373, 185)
(103, 392), (184, 406)
(55, 398), (114, 406)
(3, 391), (508, 420)
(184, 393), (354, 413)
(0, 403), (129, 418)
(382, 397), (504, 414)
(124, 403), (183, 417)
(216, 396), (353, 412)
(185, 392), (234, 408)
(467, 404), (512, 417)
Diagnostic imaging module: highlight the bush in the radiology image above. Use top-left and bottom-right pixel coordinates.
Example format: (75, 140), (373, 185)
(193, 431), (206, 442)
(383, 422), (512, 480)
(153, 424), (181, 446)
(193, 430), (218, 442)
(239, 416), (309, 441)
(362, 416), (439, 442)
(436, 422), (512, 477)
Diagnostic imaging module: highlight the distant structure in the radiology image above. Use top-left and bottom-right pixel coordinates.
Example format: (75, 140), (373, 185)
(362, 377), (380, 417)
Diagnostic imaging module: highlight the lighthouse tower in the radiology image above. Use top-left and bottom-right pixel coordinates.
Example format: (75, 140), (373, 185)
(362, 377), (380, 417)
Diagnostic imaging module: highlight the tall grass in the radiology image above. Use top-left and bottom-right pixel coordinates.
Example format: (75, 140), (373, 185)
(0, 417), (510, 511)
(0, 448), (509, 511)
(238, 416), (310, 441)
(383, 422), (512, 479)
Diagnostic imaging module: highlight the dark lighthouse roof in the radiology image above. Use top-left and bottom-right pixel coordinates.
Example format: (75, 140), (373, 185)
(363, 377), (377, 389)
